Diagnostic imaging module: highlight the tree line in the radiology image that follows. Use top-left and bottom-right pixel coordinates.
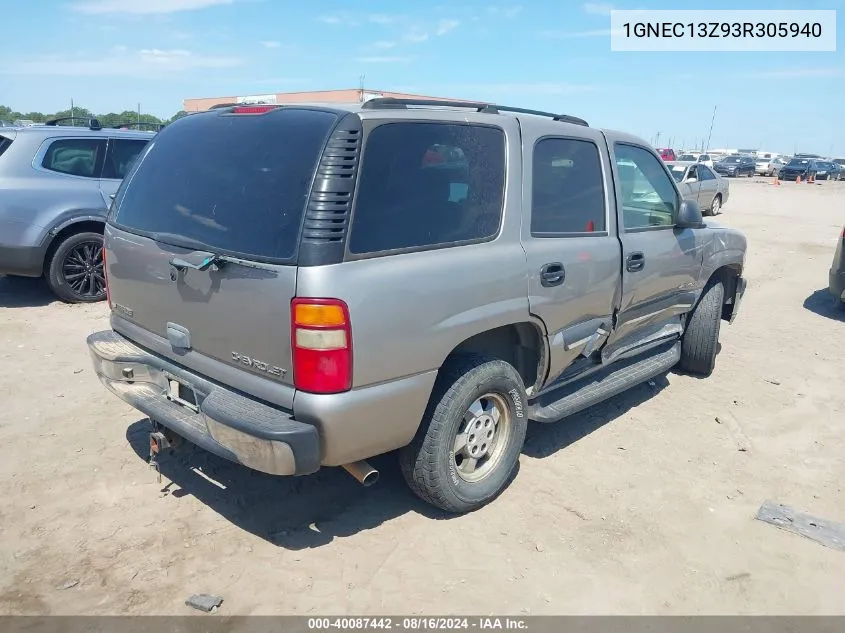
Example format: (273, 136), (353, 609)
(0, 104), (188, 127)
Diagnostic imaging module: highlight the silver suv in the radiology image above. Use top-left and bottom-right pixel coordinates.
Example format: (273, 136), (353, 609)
(87, 99), (747, 514)
(0, 118), (155, 302)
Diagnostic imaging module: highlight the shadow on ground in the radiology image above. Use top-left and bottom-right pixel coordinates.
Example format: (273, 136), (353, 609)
(0, 276), (56, 308)
(125, 372), (674, 548)
(803, 289), (844, 322)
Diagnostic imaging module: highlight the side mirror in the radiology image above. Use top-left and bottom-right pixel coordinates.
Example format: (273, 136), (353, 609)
(109, 193), (116, 201)
(676, 199), (703, 228)
(686, 177), (698, 184)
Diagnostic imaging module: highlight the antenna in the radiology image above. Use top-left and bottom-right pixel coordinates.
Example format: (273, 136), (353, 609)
(705, 105), (717, 156)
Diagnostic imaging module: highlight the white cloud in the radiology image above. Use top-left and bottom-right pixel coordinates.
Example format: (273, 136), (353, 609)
(403, 28), (429, 43)
(354, 56), (413, 64)
(488, 5), (523, 19)
(583, 2), (614, 15)
(260, 40), (281, 48)
(368, 14), (395, 24)
(0, 48), (241, 76)
(72, 0), (232, 14)
(740, 68), (843, 79)
(372, 40), (397, 49)
(436, 19), (460, 36)
(318, 14), (341, 24)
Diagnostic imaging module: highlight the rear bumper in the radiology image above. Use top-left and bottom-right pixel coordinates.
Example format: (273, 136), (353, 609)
(87, 330), (321, 476)
(0, 244), (46, 277)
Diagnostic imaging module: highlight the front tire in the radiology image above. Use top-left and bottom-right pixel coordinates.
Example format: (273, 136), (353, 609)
(46, 232), (106, 303)
(399, 354), (528, 514)
(679, 279), (724, 377)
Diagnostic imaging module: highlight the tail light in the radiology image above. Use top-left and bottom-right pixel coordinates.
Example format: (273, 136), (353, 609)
(103, 247), (111, 309)
(291, 298), (352, 394)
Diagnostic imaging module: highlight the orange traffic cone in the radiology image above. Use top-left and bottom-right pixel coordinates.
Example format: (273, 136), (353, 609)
(809, 174), (815, 183)
(796, 175), (801, 183)
(773, 176), (780, 186)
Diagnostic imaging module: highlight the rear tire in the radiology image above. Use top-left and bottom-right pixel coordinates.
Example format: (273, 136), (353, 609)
(399, 354), (528, 514)
(46, 232), (106, 304)
(709, 194), (722, 216)
(678, 279), (724, 377)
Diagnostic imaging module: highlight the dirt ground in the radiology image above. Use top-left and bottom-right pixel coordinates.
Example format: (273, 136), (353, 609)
(1, 178), (843, 616)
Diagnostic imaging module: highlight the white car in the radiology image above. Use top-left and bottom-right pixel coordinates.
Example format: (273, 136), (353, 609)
(675, 153), (714, 168)
(755, 157), (784, 176)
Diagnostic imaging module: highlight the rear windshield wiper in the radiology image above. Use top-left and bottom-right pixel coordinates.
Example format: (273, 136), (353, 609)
(168, 251), (277, 273)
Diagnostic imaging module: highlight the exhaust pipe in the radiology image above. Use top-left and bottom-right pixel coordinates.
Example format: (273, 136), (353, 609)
(342, 460), (379, 486)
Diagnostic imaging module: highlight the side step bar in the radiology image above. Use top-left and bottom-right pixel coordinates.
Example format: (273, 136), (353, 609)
(528, 341), (681, 424)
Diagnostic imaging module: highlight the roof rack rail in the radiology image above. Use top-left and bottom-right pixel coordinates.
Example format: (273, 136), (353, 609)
(109, 121), (165, 131)
(209, 102), (239, 110)
(45, 116), (103, 131)
(360, 97), (589, 126)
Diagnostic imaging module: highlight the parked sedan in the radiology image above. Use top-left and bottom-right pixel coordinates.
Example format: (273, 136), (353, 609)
(779, 158), (819, 181)
(714, 155), (755, 177)
(666, 161), (729, 216)
(755, 156), (785, 176)
(814, 161), (837, 181)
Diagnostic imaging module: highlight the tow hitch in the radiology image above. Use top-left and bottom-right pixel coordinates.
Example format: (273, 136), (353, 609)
(148, 422), (182, 483)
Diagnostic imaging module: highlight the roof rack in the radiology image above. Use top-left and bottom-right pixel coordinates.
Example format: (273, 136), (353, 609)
(360, 97), (589, 126)
(109, 122), (165, 131)
(45, 116), (103, 131)
(209, 102), (240, 110)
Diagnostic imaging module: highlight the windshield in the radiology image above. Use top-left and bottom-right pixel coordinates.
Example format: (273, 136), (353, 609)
(668, 165), (687, 182)
(787, 159), (810, 167)
(723, 157), (741, 164)
(111, 108), (338, 263)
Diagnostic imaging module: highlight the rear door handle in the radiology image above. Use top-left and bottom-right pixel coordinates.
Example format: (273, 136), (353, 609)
(540, 262), (565, 287)
(626, 252), (645, 272)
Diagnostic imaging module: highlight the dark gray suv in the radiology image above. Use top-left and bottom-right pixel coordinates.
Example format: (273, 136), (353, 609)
(87, 99), (747, 513)
(0, 118), (155, 302)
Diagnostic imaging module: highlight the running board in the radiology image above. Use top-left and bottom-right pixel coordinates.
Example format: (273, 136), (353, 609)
(528, 341), (681, 424)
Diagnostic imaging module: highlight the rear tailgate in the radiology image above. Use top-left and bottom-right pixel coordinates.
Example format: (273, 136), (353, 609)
(105, 107), (340, 408)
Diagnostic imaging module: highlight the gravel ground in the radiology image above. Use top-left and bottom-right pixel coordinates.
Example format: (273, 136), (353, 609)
(1, 178), (843, 615)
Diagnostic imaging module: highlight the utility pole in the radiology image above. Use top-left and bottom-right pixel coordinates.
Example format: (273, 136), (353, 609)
(655, 131), (661, 147)
(71, 98), (74, 122)
(137, 103), (141, 125)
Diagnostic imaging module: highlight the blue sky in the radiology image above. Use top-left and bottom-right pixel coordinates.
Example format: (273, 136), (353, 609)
(1, 0), (843, 155)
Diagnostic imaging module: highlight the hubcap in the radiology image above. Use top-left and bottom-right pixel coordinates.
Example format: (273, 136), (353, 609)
(63, 241), (105, 298)
(452, 393), (511, 483)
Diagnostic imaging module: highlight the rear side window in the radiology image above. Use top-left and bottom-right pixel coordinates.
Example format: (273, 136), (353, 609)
(348, 122), (505, 255)
(531, 137), (605, 235)
(102, 138), (150, 180)
(112, 108), (338, 262)
(0, 136), (12, 158)
(41, 138), (106, 178)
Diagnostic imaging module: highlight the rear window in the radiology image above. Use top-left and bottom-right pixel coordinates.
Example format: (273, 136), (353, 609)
(0, 135), (12, 158)
(348, 122), (505, 255)
(111, 108), (338, 262)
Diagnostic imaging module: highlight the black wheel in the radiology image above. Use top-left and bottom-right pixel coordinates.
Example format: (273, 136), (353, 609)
(399, 354), (528, 514)
(679, 278), (724, 376)
(46, 232), (106, 303)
